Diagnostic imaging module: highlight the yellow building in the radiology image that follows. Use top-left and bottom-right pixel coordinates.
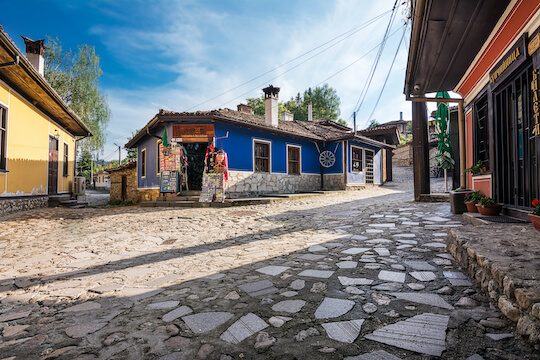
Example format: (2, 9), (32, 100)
(0, 27), (92, 216)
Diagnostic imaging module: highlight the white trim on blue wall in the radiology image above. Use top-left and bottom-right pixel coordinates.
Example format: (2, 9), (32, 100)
(286, 144), (302, 175)
(252, 138), (272, 173)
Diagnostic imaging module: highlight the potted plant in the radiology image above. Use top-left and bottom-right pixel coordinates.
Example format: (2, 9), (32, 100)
(529, 200), (540, 231)
(475, 195), (503, 216)
(465, 160), (484, 175)
(463, 191), (481, 213)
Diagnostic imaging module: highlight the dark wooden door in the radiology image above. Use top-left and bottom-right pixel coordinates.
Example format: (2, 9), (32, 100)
(121, 175), (127, 201)
(184, 143), (208, 190)
(493, 65), (537, 207)
(48, 136), (59, 195)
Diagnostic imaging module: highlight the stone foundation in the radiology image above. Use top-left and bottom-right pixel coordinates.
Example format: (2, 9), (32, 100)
(0, 196), (48, 217)
(447, 225), (540, 346)
(226, 171), (321, 198)
(323, 174), (345, 190)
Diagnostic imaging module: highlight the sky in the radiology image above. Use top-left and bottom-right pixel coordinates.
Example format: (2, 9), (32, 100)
(1, 0), (415, 162)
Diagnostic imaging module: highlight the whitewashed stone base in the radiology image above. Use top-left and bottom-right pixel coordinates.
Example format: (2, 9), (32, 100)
(226, 171), (321, 198)
(0, 196), (48, 217)
(323, 174), (345, 191)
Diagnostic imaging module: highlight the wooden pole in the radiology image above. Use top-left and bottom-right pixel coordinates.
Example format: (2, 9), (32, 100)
(412, 100), (430, 200)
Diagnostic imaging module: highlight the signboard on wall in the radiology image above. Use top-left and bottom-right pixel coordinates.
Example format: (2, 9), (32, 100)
(489, 34), (527, 86)
(160, 171), (178, 193)
(172, 124), (214, 143)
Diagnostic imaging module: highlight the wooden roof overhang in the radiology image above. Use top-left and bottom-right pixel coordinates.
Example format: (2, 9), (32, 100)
(125, 113), (324, 148)
(0, 30), (92, 137)
(405, 0), (511, 97)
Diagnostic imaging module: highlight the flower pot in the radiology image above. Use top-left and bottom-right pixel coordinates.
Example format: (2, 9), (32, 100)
(528, 213), (540, 231)
(464, 201), (478, 213)
(475, 203), (503, 216)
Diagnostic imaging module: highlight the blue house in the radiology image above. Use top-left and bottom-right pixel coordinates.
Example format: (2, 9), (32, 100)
(125, 86), (395, 200)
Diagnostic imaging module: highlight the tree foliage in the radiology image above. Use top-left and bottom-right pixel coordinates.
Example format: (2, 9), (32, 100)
(245, 84), (341, 123)
(44, 37), (111, 153)
(367, 119), (380, 129)
(126, 129), (140, 159)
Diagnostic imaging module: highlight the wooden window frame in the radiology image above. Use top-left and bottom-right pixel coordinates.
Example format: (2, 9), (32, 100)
(0, 106), (6, 171)
(351, 145), (363, 173)
(141, 148), (146, 178)
(287, 144), (301, 175)
(473, 94), (489, 171)
(157, 140), (162, 175)
(253, 139), (271, 173)
(63, 142), (69, 176)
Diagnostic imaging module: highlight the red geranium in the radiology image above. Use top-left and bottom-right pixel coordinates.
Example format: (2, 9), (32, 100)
(532, 200), (540, 216)
(533, 200), (539, 207)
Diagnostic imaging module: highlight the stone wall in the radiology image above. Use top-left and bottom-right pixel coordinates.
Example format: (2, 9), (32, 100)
(109, 166), (151, 203)
(393, 143), (413, 166)
(447, 226), (540, 346)
(226, 171), (321, 198)
(323, 174), (346, 190)
(0, 196), (48, 217)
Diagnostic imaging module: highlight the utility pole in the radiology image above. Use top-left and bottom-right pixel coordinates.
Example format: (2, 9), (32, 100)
(353, 112), (356, 133)
(114, 143), (121, 165)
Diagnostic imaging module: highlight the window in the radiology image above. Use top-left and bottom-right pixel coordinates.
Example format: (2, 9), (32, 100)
(352, 146), (363, 172)
(473, 95), (489, 170)
(287, 145), (300, 175)
(0, 107), (6, 170)
(63, 143), (69, 176)
(254, 141), (270, 172)
(141, 148), (146, 177)
(157, 140), (162, 174)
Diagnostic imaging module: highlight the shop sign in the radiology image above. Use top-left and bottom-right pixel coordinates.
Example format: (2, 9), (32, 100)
(532, 69), (540, 137)
(529, 33), (540, 56)
(172, 124), (214, 143)
(489, 34), (526, 85)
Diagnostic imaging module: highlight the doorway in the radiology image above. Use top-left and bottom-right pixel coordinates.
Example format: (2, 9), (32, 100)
(493, 65), (537, 208)
(121, 175), (127, 201)
(48, 136), (59, 194)
(184, 142), (208, 190)
(365, 149), (374, 184)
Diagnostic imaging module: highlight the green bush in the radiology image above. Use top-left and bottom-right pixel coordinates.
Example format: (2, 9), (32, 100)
(108, 200), (122, 205)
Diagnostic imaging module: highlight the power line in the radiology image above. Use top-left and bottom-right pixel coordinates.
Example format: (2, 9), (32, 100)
(363, 24), (407, 129)
(352, 0), (400, 118)
(186, 10), (392, 111)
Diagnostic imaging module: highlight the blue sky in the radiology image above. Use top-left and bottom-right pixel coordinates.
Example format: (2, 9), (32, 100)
(2, 0), (413, 162)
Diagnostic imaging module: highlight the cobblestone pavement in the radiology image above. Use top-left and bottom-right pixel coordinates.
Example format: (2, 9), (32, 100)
(0, 168), (538, 360)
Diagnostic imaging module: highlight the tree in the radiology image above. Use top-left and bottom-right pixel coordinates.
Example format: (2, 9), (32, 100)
(44, 37), (111, 153)
(126, 129), (140, 160)
(283, 84), (341, 122)
(246, 84), (342, 123)
(367, 119), (380, 128)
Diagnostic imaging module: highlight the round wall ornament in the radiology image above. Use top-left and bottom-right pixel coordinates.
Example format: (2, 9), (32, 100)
(319, 150), (336, 168)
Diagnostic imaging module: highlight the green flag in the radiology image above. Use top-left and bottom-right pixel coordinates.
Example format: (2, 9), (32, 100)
(162, 127), (168, 148)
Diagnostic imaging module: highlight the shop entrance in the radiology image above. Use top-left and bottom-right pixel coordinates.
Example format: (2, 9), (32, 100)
(184, 142), (208, 190)
(493, 64), (538, 208)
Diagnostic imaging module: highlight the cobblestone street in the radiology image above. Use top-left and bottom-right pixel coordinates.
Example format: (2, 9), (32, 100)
(0, 168), (538, 360)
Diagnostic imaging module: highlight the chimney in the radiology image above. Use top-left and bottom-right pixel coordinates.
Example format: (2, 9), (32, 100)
(21, 36), (47, 76)
(308, 101), (313, 121)
(281, 111), (294, 121)
(400, 111), (403, 121)
(237, 104), (253, 114)
(262, 85), (280, 127)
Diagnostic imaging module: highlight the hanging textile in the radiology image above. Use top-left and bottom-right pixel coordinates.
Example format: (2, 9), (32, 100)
(199, 145), (227, 202)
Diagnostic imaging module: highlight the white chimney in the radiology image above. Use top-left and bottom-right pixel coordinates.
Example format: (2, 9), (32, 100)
(22, 36), (46, 76)
(308, 101), (313, 121)
(281, 111), (294, 121)
(263, 85), (280, 127)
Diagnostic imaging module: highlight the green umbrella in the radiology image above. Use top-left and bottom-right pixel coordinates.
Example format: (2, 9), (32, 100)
(435, 91), (455, 191)
(161, 127), (169, 148)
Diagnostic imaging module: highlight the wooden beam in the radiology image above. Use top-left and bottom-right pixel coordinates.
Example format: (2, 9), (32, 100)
(412, 101), (430, 200)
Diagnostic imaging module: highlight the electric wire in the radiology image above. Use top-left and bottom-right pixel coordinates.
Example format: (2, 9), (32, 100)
(187, 10), (392, 111)
(352, 0), (400, 119)
(363, 23), (407, 128)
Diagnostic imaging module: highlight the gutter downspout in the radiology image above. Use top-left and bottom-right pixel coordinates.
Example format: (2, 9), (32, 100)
(406, 95), (466, 189)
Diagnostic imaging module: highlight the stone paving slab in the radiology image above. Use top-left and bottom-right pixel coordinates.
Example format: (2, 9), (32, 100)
(378, 270), (405, 283)
(315, 297), (355, 319)
(389, 292), (454, 310)
(345, 350), (403, 360)
(298, 269), (334, 279)
(256, 265), (290, 276)
(181, 312), (233, 333)
(220, 313), (269, 344)
(238, 280), (278, 297)
(365, 313), (449, 356)
(322, 319), (364, 343)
